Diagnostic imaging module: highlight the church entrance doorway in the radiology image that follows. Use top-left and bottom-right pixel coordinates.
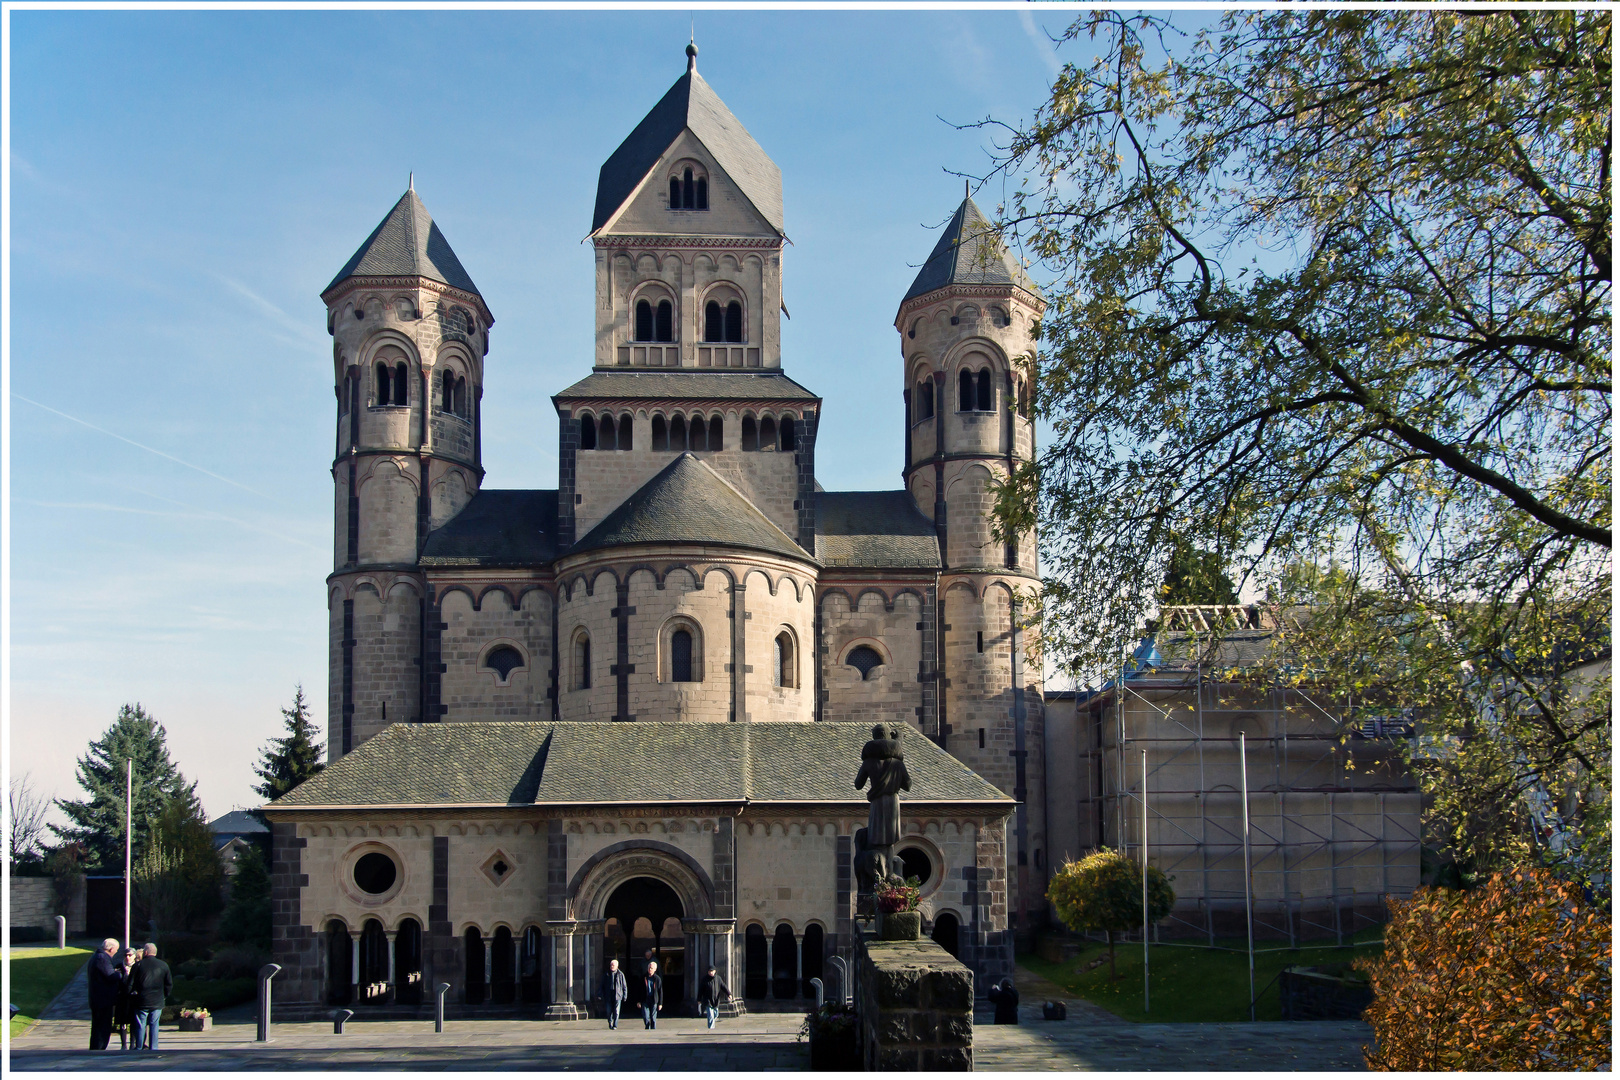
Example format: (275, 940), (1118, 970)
(603, 876), (685, 1011)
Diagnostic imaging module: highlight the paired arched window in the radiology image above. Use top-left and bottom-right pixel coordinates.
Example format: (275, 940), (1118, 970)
(650, 413), (723, 451)
(581, 412), (633, 451)
(846, 645), (884, 681)
(915, 379), (936, 421)
(704, 301), (744, 343)
(738, 414), (796, 451)
(635, 298), (675, 343)
(572, 631), (591, 690)
(440, 369), (469, 418)
(376, 360), (410, 407)
(774, 632), (797, 689)
(958, 367), (993, 412)
(669, 167), (709, 211)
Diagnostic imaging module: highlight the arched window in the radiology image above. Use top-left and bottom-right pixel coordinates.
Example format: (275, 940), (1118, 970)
(1017, 381), (1030, 418)
(635, 300), (654, 342)
(395, 362), (410, 406)
(958, 369), (973, 411)
(846, 645), (884, 680)
(573, 632), (591, 690)
(683, 168), (695, 210)
(580, 415), (597, 450)
(655, 300), (674, 342)
(741, 416), (758, 451)
(671, 629), (694, 683)
(441, 369), (454, 413)
(705, 301), (724, 342)
(670, 415), (687, 451)
(976, 369), (993, 412)
(689, 415), (706, 451)
(651, 414), (669, 451)
(376, 362), (391, 406)
(917, 380), (935, 420)
(696, 176), (708, 210)
(708, 414), (724, 450)
(483, 645), (524, 681)
(464, 927), (485, 1005)
(669, 176), (681, 208)
(454, 376), (467, 417)
(619, 414), (634, 451)
(758, 416), (777, 451)
(778, 416), (796, 451)
(599, 413), (617, 451)
(774, 632), (796, 688)
(724, 301), (743, 343)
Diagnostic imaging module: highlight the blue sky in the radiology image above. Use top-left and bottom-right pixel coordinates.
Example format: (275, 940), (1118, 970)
(7, 7), (1079, 824)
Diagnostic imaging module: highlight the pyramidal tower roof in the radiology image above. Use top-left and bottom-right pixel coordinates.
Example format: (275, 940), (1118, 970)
(592, 44), (783, 235)
(902, 195), (1040, 304)
(325, 187), (483, 300)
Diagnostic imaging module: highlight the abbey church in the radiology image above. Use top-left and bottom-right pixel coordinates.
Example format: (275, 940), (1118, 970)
(264, 46), (1053, 1017)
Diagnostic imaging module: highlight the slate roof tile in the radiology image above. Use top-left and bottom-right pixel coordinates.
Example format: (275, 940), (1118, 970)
(420, 490), (558, 567)
(903, 196), (1040, 304)
(554, 371), (819, 404)
(325, 189), (483, 299)
(815, 491), (940, 569)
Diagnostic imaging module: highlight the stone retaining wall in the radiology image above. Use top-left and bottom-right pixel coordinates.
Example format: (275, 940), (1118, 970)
(12, 876), (85, 934)
(856, 935), (973, 1070)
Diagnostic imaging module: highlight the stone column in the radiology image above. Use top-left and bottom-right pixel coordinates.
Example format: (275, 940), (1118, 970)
(542, 921), (582, 1021)
(484, 937), (493, 999)
(350, 932), (361, 1000)
(765, 935), (774, 996)
(795, 933), (804, 998)
(386, 930), (398, 1002)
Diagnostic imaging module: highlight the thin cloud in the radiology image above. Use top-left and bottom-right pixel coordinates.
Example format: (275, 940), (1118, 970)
(13, 393), (280, 502)
(219, 276), (325, 347)
(1020, 10), (1065, 80)
(20, 497), (323, 551)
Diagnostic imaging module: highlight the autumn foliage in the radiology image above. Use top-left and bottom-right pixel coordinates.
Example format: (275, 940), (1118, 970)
(1047, 849), (1174, 979)
(1356, 869), (1610, 1070)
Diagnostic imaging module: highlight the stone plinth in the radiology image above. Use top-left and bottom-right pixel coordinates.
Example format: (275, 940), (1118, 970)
(856, 936), (973, 1070)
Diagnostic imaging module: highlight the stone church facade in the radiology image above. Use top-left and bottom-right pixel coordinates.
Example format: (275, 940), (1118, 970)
(265, 46), (1049, 1017)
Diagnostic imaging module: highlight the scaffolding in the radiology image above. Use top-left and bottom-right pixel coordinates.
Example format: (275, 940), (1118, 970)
(1072, 605), (1422, 944)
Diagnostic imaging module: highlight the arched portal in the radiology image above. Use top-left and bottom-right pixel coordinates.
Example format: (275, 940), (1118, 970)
(464, 927), (486, 1004)
(492, 926), (516, 1004)
(604, 877), (685, 1009)
(772, 923), (796, 999)
(325, 919), (352, 1005)
(801, 924), (825, 998)
(744, 924), (768, 999)
(358, 919), (388, 1004)
(932, 912), (961, 959)
(396, 919), (423, 1005)
(520, 926), (544, 1004)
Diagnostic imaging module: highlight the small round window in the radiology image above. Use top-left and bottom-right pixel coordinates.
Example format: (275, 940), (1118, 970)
(898, 847), (933, 886)
(354, 852), (398, 895)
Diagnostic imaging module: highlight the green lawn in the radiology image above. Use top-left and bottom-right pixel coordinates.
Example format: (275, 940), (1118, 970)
(8, 946), (92, 1038)
(1019, 930), (1383, 1023)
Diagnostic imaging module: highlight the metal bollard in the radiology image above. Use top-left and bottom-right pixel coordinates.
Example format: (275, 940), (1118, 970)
(334, 1008), (354, 1034)
(55, 916), (66, 950)
(256, 964), (282, 1042)
(810, 977), (824, 1010)
(435, 982), (452, 1033)
(827, 956), (849, 1005)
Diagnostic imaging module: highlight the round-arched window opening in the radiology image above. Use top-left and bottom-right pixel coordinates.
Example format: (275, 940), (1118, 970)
(354, 852), (398, 895)
(484, 645), (524, 681)
(846, 645), (884, 680)
(897, 847), (933, 886)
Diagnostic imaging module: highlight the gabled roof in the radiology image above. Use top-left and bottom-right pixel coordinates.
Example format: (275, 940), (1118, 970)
(570, 453), (810, 562)
(555, 371), (819, 404)
(420, 490), (559, 568)
(265, 721), (1012, 809)
(902, 196), (1040, 305)
(815, 491), (941, 569)
(592, 52), (783, 236)
(208, 810), (268, 836)
(325, 188), (483, 300)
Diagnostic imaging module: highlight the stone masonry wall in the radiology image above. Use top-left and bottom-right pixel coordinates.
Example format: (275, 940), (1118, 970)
(857, 936), (974, 1070)
(439, 587), (552, 721)
(819, 590), (926, 727)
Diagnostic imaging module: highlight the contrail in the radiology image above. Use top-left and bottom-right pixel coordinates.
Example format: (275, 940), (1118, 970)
(13, 393), (278, 502)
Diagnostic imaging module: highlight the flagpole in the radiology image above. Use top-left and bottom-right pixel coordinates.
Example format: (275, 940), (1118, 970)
(1142, 748), (1149, 1014)
(125, 757), (133, 948)
(1241, 733), (1255, 1021)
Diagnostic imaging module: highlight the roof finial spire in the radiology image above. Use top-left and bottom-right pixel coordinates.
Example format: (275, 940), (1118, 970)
(409, 171), (414, 192)
(686, 35), (697, 73)
(964, 178), (970, 200)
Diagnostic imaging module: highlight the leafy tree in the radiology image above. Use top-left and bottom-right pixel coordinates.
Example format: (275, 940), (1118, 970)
(984, 10), (1610, 888)
(216, 845), (271, 950)
(253, 685), (325, 803)
(1356, 868), (1611, 1070)
(1161, 538), (1238, 605)
(132, 788), (224, 933)
(1047, 849), (1174, 979)
(9, 771), (51, 871)
(54, 703), (188, 871)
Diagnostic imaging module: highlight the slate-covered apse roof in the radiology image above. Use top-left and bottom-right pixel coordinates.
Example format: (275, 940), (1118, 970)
(325, 188), (483, 299)
(903, 196), (1040, 304)
(420, 490), (560, 568)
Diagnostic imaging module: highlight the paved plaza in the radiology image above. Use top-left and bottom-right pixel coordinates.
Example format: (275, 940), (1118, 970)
(10, 958), (1373, 1070)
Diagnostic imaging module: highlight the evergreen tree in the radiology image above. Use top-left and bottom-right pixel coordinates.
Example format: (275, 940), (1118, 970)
(54, 703), (187, 871)
(216, 844), (272, 950)
(133, 786), (225, 932)
(253, 685), (325, 802)
(1161, 538), (1238, 606)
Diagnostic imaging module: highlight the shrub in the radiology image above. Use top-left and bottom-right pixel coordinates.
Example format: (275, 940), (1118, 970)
(1357, 868), (1611, 1070)
(144, 931), (213, 969)
(208, 944), (269, 981)
(1046, 849), (1174, 979)
(9, 926), (50, 944)
(216, 846), (271, 950)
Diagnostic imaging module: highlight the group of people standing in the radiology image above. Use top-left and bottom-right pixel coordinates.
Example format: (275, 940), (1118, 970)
(600, 955), (730, 1030)
(87, 939), (172, 1051)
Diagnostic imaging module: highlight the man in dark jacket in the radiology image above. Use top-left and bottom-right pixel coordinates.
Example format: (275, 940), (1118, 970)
(698, 966), (729, 1029)
(640, 961), (663, 1029)
(87, 938), (125, 1050)
(987, 978), (1020, 1024)
(127, 943), (172, 1050)
(603, 958), (628, 1030)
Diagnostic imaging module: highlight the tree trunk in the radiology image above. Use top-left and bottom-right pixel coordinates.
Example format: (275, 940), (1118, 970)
(1106, 931), (1117, 980)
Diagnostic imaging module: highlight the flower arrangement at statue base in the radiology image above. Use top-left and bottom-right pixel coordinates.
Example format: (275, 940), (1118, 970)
(877, 877), (923, 940)
(177, 1007), (211, 1032)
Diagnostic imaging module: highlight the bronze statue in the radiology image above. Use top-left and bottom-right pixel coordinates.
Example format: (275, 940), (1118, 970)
(853, 724), (911, 896)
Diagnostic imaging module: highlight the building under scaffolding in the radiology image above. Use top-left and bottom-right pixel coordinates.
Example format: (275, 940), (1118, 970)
(1044, 605), (1422, 943)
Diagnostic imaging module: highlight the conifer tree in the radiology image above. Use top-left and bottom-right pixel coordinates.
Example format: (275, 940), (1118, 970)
(217, 844), (272, 950)
(54, 703), (187, 871)
(252, 685), (325, 803)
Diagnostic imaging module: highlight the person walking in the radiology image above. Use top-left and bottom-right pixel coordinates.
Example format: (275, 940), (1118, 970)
(640, 961), (663, 1030)
(87, 938), (124, 1050)
(603, 958), (628, 1030)
(127, 943), (172, 1050)
(698, 966), (729, 1029)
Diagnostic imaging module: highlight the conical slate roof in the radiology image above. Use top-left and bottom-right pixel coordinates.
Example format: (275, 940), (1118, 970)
(325, 189), (483, 298)
(592, 52), (783, 235)
(902, 196), (1039, 304)
(570, 452), (809, 561)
